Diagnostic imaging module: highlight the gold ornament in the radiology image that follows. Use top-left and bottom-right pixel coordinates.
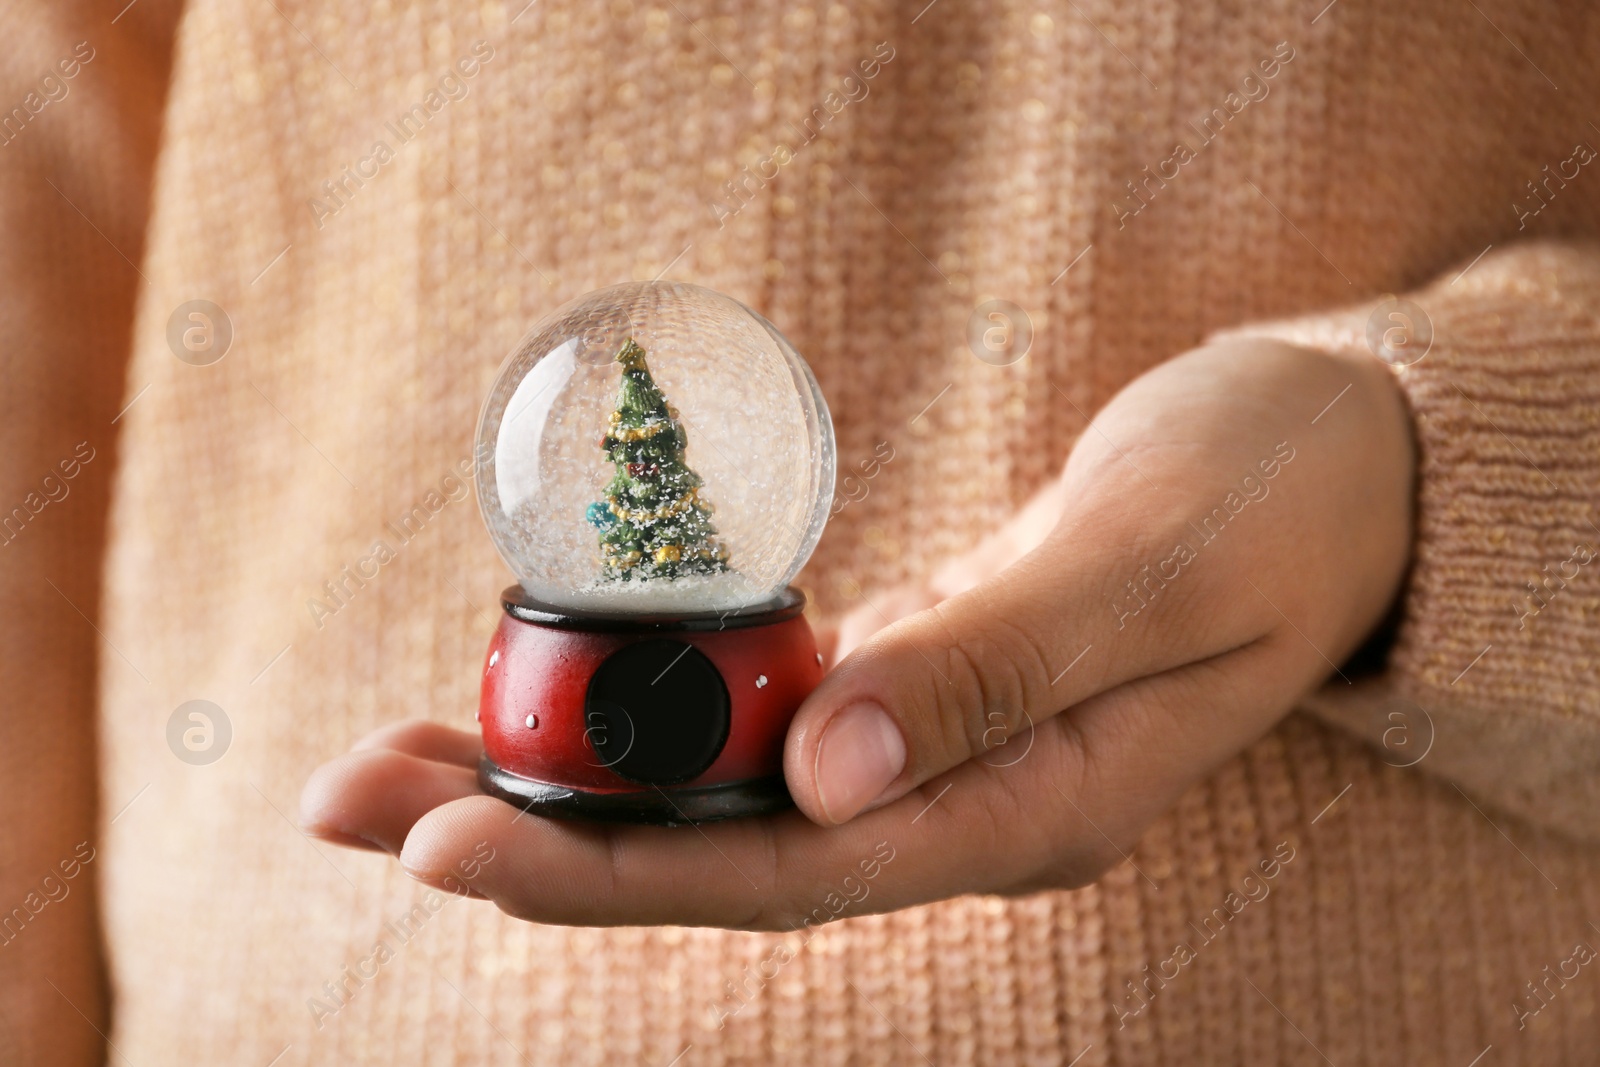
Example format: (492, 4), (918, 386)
(607, 487), (699, 524)
(607, 419), (670, 443)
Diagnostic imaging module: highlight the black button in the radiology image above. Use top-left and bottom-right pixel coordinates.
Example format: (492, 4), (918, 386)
(584, 639), (731, 786)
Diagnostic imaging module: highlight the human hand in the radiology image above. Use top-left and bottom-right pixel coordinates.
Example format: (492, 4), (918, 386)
(299, 338), (1412, 927)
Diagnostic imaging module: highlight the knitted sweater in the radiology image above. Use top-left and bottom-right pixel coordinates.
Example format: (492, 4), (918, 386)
(4, 0), (1600, 1063)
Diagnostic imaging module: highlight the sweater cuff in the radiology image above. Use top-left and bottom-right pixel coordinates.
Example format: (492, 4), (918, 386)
(1213, 241), (1600, 840)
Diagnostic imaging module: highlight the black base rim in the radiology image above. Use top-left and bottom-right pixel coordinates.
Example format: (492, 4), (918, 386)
(500, 585), (806, 633)
(478, 756), (793, 826)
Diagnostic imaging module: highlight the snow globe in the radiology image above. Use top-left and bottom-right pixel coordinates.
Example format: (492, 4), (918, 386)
(474, 281), (835, 824)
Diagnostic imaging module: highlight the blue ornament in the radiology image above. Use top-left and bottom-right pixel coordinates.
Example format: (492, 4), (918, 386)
(586, 501), (616, 530)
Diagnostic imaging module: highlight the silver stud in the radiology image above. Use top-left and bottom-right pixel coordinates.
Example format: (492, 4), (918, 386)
(488, 649), (500, 668)
(756, 675), (768, 688)
(525, 714), (538, 729)
(815, 652), (823, 665)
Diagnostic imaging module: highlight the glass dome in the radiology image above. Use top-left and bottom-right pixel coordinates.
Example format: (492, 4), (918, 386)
(476, 281), (835, 613)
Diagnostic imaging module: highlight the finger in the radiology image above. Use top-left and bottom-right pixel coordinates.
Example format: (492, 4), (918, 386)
(785, 520), (1275, 825)
(833, 586), (941, 661)
(351, 719), (483, 768)
(924, 472), (1067, 594)
(830, 479), (1065, 666)
(398, 775), (1005, 929)
(300, 747), (480, 853)
(398, 634), (1296, 928)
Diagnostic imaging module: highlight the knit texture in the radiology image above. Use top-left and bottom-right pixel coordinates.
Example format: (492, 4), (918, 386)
(5, 0), (1600, 1063)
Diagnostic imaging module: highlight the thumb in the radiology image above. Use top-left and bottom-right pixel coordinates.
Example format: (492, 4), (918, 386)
(782, 525), (1263, 826)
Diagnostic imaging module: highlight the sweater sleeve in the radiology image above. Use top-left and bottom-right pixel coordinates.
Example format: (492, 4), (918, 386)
(1213, 241), (1600, 842)
(0, 4), (181, 1063)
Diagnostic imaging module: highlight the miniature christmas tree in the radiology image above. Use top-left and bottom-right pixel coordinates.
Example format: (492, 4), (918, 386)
(586, 338), (731, 580)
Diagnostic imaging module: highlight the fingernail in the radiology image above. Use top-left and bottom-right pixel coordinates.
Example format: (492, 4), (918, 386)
(814, 701), (906, 824)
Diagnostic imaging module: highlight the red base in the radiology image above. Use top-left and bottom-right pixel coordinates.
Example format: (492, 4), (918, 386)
(477, 586), (823, 824)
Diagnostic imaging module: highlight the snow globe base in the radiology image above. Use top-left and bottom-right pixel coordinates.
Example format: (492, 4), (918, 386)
(477, 760), (793, 825)
(477, 586), (824, 826)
